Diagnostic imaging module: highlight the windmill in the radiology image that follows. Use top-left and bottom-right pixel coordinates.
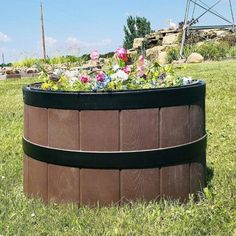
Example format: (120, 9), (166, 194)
(180, 0), (235, 58)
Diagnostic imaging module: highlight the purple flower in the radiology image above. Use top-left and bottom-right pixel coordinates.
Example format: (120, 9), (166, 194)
(96, 72), (105, 82)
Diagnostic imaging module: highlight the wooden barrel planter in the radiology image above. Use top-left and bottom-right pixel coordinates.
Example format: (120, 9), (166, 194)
(23, 81), (206, 206)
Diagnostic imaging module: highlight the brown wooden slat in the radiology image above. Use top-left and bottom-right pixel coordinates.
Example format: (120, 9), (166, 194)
(48, 165), (79, 204)
(80, 111), (119, 151)
(28, 106), (48, 145)
(24, 105), (29, 139)
(160, 106), (190, 202)
(80, 169), (120, 206)
(120, 169), (160, 202)
(27, 157), (48, 202)
(160, 106), (190, 147)
(23, 155), (29, 195)
(120, 109), (160, 202)
(48, 109), (79, 149)
(190, 103), (205, 141)
(120, 109), (159, 151)
(190, 104), (206, 196)
(160, 164), (189, 202)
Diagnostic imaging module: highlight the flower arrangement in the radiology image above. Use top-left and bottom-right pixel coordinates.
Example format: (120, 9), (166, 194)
(41, 48), (194, 92)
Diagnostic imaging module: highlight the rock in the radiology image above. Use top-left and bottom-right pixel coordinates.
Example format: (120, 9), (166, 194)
(158, 51), (168, 65)
(162, 33), (179, 45)
(173, 59), (186, 65)
(187, 53), (204, 63)
(146, 46), (159, 60)
(4, 67), (14, 74)
(27, 68), (39, 74)
(127, 49), (138, 59)
(196, 42), (204, 47)
(133, 38), (144, 49)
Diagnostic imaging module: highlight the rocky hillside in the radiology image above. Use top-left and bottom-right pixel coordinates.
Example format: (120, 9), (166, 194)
(128, 27), (236, 64)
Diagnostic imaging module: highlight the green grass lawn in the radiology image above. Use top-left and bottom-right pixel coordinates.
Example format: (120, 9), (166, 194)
(0, 60), (236, 235)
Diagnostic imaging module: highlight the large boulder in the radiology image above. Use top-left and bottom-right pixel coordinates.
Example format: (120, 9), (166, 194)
(187, 53), (204, 63)
(162, 33), (179, 45)
(27, 68), (39, 74)
(146, 46), (159, 60)
(133, 38), (144, 49)
(158, 51), (168, 65)
(146, 46), (166, 60)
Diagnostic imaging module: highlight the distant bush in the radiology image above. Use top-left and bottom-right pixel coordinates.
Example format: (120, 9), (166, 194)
(13, 55), (86, 68)
(197, 42), (230, 60)
(167, 41), (236, 63)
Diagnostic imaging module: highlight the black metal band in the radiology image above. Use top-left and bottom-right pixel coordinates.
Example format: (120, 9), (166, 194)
(23, 135), (207, 169)
(23, 81), (205, 110)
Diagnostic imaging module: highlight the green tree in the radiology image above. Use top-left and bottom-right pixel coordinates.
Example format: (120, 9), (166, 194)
(123, 16), (153, 49)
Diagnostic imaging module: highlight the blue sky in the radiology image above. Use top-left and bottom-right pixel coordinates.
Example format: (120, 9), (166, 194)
(0, 0), (235, 62)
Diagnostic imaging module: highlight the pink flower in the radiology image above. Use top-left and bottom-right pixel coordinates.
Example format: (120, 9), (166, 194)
(123, 66), (131, 74)
(80, 75), (90, 83)
(116, 48), (128, 62)
(137, 65), (145, 77)
(139, 55), (145, 64)
(96, 72), (105, 82)
(90, 50), (99, 60)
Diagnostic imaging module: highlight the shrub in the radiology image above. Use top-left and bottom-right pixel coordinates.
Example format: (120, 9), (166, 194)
(167, 47), (179, 63)
(197, 42), (230, 60)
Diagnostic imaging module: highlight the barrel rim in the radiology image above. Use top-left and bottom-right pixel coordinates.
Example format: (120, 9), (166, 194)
(23, 81), (206, 110)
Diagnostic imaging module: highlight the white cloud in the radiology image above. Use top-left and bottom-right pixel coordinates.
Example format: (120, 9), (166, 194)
(0, 32), (10, 42)
(45, 36), (57, 47)
(65, 37), (112, 50)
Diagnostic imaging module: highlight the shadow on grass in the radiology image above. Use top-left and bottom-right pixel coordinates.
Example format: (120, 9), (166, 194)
(206, 166), (214, 187)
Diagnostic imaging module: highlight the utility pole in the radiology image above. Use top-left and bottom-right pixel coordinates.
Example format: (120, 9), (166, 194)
(2, 53), (4, 65)
(40, 3), (46, 60)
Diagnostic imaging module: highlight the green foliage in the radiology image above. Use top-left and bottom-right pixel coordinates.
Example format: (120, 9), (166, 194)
(167, 42), (236, 63)
(13, 55), (86, 68)
(167, 47), (179, 63)
(0, 60), (236, 235)
(123, 16), (153, 49)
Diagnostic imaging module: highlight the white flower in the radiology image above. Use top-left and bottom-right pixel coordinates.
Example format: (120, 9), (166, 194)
(65, 70), (80, 78)
(182, 77), (192, 85)
(113, 64), (120, 71)
(31, 213), (35, 217)
(54, 68), (64, 76)
(111, 70), (129, 81)
(69, 77), (78, 85)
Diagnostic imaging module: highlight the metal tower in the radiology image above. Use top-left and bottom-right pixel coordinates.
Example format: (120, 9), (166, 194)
(180, 0), (235, 58)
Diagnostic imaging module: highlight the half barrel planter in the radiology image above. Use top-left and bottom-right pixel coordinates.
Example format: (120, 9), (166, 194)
(23, 81), (206, 206)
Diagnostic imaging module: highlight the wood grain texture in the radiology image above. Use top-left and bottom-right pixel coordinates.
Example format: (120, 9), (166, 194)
(48, 165), (79, 204)
(160, 106), (190, 202)
(160, 106), (190, 147)
(24, 105), (29, 139)
(190, 103), (205, 141)
(120, 109), (159, 151)
(120, 109), (159, 201)
(161, 164), (190, 202)
(190, 103), (206, 195)
(80, 111), (119, 151)
(48, 109), (79, 149)
(28, 106), (48, 145)
(27, 157), (48, 201)
(23, 155), (29, 195)
(120, 169), (160, 202)
(80, 169), (120, 206)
